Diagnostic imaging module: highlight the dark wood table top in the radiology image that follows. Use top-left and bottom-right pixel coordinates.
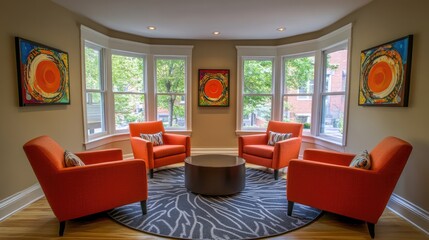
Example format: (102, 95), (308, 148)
(185, 155), (245, 167)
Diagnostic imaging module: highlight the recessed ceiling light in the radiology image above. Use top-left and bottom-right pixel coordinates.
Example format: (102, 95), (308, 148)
(277, 27), (286, 32)
(213, 31), (220, 35)
(147, 26), (156, 30)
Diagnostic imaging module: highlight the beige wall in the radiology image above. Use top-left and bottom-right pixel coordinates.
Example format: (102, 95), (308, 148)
(1, 0), (428, 214)
(0, 0), (84, 199)
(330, 0), (429, 211)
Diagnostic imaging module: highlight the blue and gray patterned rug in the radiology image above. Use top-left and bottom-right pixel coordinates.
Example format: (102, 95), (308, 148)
(108, 167), (321, 239)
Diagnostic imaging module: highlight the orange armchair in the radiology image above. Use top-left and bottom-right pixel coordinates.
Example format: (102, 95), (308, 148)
(238, 121), (303, 179)
(129, 121), (190, 178)
(287, 136), (413, 238)
(23, 136), (148, 236)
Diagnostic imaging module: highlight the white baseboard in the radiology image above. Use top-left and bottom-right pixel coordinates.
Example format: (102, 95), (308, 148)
(387, 193), (429, 235)
(191, 148), (238, 156)
(125, 148), (238, 159)
(0, 183), (44, 222)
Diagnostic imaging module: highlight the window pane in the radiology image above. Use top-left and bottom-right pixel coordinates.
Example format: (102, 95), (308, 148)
(86, 92), (104, 135)
(112, 54), (144, 92)
(243, 59), (272, 94)
(324, 49), (348, 92)
(284, 56), (314, 94)
(156, 58), (185, 93)
(114, 94), (145, 130)
(320, 95), (345, 140)
(157, 95), (185, 128)
(283, 96), (312, 131)
(84, 46), (101, 90)
(243, 96), (272, 128)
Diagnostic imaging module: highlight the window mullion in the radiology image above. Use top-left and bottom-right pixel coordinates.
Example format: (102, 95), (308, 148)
(104, 48), (115, 135)
(312, 50), (323, 137)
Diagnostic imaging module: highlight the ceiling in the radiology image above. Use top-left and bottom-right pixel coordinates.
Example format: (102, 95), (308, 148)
(52, 0), (373, 40)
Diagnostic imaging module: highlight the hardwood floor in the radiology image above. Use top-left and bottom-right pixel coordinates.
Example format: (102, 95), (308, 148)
(0, 198), (427, 240)
(1, 166), (427, 239)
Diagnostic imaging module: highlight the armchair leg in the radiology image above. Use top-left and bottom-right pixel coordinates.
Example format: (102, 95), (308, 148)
(59, 221), (65, 236)
(274, 169), (279, 180)
(367, 222), (375, 238)
(140, 200), (147, 215)
(287, 201), (294, 216)
(149, 169), (154, 179)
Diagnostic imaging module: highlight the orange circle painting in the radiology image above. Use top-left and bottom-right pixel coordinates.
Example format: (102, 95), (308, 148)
(358, 35), (412, 106)
(16, 37), (70, 106)
(198, 69), (229, 107)
(204, 79), (224, 101)
(35, 60), (61, 94)
(367, 61), (393, 94)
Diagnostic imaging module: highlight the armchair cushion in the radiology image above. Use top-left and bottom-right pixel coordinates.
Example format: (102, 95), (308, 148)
(140, 131), (164, 146)
(349, 150), (371, 169)
(153, 145), (186, 158)
(267, 131), (292, 146)
(243, 145), (274, 159)
(64, 150), (85, 167)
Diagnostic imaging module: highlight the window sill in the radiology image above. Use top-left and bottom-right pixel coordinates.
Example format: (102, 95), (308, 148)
(235, 129), (266, 135)
(85, 130), (193, 150)
(302, 135), (346, 152)
(84, 133), (130, 150)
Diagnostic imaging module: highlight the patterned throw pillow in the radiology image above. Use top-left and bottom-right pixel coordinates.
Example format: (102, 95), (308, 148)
(64, 150), (85, 167)
(267, 131), (292, 146)
(140, 131), (164, 146)
(349, 150), (371, 170)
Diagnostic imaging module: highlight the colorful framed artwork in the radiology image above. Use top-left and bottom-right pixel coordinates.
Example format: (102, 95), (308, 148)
(359, 35), (413, 107)
(15, 37), (70, 106)
(198, 69), (229, 107)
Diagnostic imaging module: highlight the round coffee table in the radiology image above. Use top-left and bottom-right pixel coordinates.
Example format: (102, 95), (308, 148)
(185, 155), (246, 196)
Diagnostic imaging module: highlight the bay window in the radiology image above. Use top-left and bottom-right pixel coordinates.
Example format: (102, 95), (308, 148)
(237, 24), (351, 146)
(81, 26), (192, 148)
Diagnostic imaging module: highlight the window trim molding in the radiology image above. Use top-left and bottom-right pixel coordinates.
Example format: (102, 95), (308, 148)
(236, 23), (352, 147)
(81, 25), (193, 149)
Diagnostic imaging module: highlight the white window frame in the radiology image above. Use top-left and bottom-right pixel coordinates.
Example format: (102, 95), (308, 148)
(81, 26), (193, 149)
(282, 53), (315, 128)
(241, 56), (275, 130)
(110, 50), (147, 133)
(236, 24), (351, 148)
(316, 43), (349, 143)
(83, 42), (107, 140)
(154, 55), (188, 130)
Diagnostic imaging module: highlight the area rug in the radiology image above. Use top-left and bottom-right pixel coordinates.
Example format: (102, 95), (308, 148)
(108, 167), (321, 240)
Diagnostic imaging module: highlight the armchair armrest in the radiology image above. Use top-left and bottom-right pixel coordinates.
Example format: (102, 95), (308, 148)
(240, 134), (268, 145)
(272, 137), (302, 169)
(75, 148), (123, 165)
(303, 149), (355, 166)
(163, 133), (191, 157)
(51, 160), (148, 221)
(238, 134), (267, 157)
(287, 159), (390, 223)
(130, 136), (154, 169)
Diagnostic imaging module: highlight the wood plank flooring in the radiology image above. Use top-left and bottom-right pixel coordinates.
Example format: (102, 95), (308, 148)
(1, 166), (427, 239)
